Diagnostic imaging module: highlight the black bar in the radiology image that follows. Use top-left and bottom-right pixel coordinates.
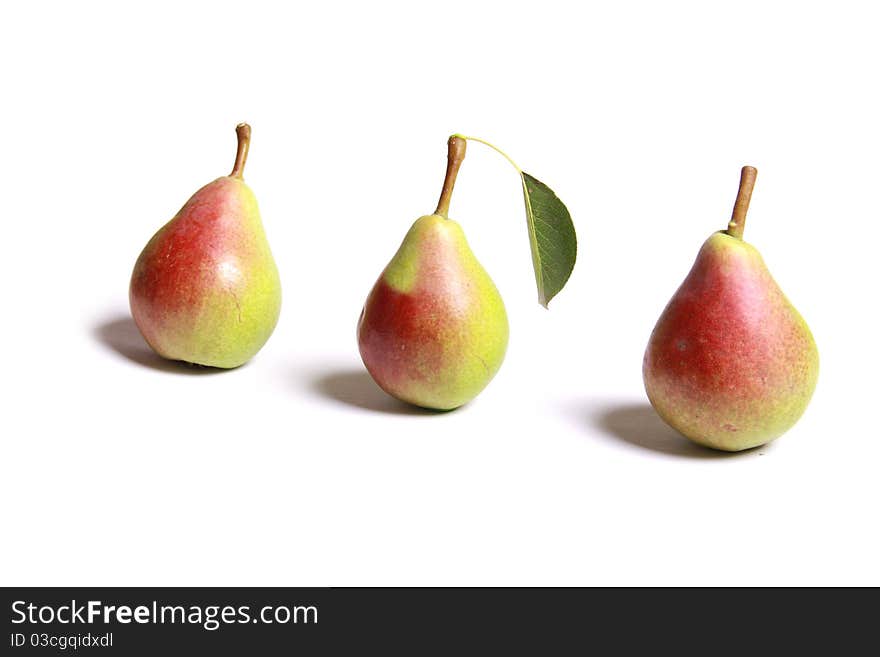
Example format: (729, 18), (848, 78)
(1, 587), (873, 653)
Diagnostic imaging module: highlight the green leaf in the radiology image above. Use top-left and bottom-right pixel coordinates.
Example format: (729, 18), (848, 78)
(520, 172), (577, 307)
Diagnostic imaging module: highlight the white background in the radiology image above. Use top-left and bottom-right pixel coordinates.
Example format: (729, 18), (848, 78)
(2, 1), (877, 586)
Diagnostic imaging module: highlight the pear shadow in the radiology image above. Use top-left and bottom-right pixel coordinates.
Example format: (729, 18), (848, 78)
(308, 369), (441, 416)
(593, 403), (759, 459)
(92, 314), (228, 375)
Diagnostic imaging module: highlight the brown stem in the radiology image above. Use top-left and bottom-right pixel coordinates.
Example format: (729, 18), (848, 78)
(434, 136), (467, 217)
(230, 123), (251, 179)
(726, 165), (757, 239)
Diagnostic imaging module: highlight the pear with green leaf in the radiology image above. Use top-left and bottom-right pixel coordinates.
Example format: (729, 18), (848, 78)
(358, 135), (576, 410)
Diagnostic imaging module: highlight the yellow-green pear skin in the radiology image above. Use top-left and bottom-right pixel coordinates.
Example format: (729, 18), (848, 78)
(129, 124), (281, 368)
(357, 214), (509, 410)
(643, 167), (819, 451)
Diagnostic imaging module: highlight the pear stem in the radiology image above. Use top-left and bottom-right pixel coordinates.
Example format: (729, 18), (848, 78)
(230, 123), (251, 179)
(435, 136), (467, 217)
(727, 165), (757, 239)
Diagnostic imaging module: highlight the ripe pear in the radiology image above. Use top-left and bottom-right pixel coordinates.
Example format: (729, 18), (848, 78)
(357, 137), (509, 410)
(129, 124), (281, 368)
(643, 166), (819, 451)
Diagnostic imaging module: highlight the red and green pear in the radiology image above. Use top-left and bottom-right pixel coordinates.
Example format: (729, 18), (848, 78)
(643, 166), (819, 451)
(130, 124), (281, 369)
(357, 137), (509, 410)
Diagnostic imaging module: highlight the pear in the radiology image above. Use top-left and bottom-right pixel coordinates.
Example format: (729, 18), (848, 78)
(643, 166), (819, 451)
(129, 124), (281, 368)
(357, 137), (509, 410)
